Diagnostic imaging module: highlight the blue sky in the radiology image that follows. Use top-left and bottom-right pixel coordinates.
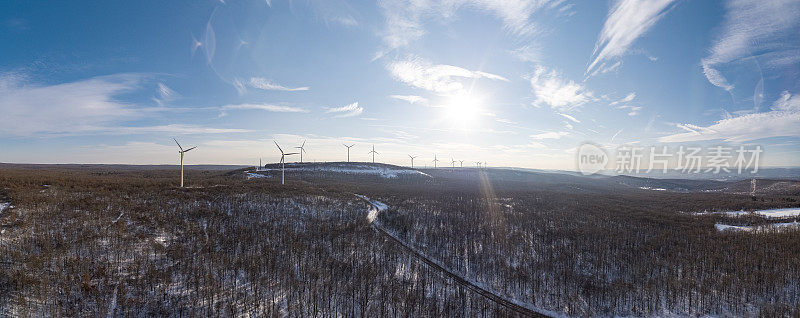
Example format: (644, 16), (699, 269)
(1, 0), (798, 169)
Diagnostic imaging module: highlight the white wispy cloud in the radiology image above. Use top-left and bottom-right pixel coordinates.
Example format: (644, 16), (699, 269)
(99, 124), (252, 135)
(530, 131), (569, 140)
(232, 78), (248, 95)
(157, 83), (176, 99)
(219, 103), (309, 117)
(608, 92), (641, 115)
(509, 44), (541, 63)
(495, 118), (518, 125)
(701, 0), (800, 91)
(557, 112), (580, 123)
(615, 105), (642, 116)
(0, 73), (142, 135)
(530, 66), (595, 112)
(660, 112), (800, 142)
(305, 0), (360, 27)
(773, 90), (800, 112)
(387, 56), (508, 94)
(377, 0), (566, 55)
(659, 91), (800, 142)
(587, 0), (677, 77)
(588, 60), (622, 77)
(153, 82), (178, 106)
(0, 73), (258, 137)
(249, 77), (310, 91)
(609, 92), (636, 106)
(389, 94), (429, 105)
(325, 102), (363, 118)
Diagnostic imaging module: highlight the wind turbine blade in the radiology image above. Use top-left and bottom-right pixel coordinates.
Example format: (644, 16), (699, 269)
(173, 138), (183, 151)
(184, 146), (197, 152)
(302, 140), (306, 147)
(285, 152), (299, 155)
(274, 140), (284, 154)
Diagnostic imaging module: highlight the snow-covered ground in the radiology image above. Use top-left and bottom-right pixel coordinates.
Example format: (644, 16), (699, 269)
(0, 202), (9, 214)
(355, 194), (559, 317)
(694, 207), (800, 218)
(264, 164), (430, 179)
(639, 186), (667, 191)
(715, 222), (800, 232)
(246, 172), (268, 179)
(354, 194), (386, 223)
(753, 207), (800, 218)
(693, 210), (750, 217)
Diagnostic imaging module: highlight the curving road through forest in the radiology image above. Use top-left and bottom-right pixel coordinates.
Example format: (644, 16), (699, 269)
(356, 195), (551, 318)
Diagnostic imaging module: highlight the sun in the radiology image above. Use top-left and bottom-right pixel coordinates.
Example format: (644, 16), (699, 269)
(441, 92), (483, 126)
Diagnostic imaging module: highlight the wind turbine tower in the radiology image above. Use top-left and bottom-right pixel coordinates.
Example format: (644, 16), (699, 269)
(433, 154), (440, 168)
(451, 158), (456, 168)
(343, 144), (355, 162)
(408, 155), (418, 168)
(294, 140), (307, 163)
(274, 140), (298, 185)
(459, 160), (464, 168)
(369, 144), (379, 163)
(173, 138), (196, 188)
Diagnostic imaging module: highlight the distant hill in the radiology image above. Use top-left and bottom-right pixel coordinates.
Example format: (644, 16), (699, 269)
(0, 163), (249, 171)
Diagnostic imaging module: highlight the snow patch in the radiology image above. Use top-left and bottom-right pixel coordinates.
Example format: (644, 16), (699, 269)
(639, 186), (667, 191)
(355, 194), (386, 223)
(715, 221), (800, 232)
(753, 207), (800, 219)
(0, 202), (8, 214)
(694, 207), (800, 219)
(693, 210), (749, 217)
(246, 172), (269, 179)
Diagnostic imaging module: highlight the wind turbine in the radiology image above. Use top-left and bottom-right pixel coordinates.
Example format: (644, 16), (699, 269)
(173, 138), (196, 188)
(408, 155), (418, 168)
(476, 161), (481, 168)
(433, 154), (440, 168)
(368, 144), (379, 163)
(459, 160), (464, 168)
(451, 158), (457, 168)
(343, 144), (355, 162)
(294, 140), (307, 163)
(274, 140), (298, 185)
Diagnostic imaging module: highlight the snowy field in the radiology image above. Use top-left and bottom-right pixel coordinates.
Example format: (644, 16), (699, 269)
(715, 222), (800, 232)
(694, 207), (800, 218)
(246, 172), (268, 179)
(753, 207), (800, 218)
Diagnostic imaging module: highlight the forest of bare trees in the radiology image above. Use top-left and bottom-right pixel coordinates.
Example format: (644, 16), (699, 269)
(0, 167), (530, 316)
(0, 165), (798, 316)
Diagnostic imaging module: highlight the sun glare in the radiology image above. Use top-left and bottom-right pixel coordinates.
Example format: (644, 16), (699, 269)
(441, 93), (483, 126)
